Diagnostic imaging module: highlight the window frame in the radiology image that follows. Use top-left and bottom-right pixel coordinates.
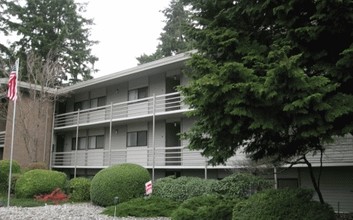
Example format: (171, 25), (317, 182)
(128, 87), (148, 101)
(127, 130), (148, 147)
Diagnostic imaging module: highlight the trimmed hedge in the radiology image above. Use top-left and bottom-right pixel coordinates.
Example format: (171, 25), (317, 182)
(0, 160), (21, 192)
(15, 169), (67, 198)
(90, 163), (150, 206)
(102, 196), (179, 217)
(211, 173), (273, 199)
(153, 176), (216, 202)
(171, 194), (241, 220)
(233, 188), (335, 220)
(69, 177), (91, 202)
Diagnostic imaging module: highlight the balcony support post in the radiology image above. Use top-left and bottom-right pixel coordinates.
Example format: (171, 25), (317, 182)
(204, 157), (208, 179)
(109, 102), (113, 166)
(74, 109), (80, 178)
(152, 94), (156, 182)
(49, 100), (56, 170)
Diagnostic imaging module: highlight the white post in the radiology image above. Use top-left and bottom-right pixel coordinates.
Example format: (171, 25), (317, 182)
(43, 105), (49, 162)
(274, 166), (278, 189)
(204, 157), (208, 180)
(152, 94), (156, 182)
(74, 110), (80, 178)
(109, 103), (113, 166)
(7, 59), (19, 207)
(49, 99), (56, 170)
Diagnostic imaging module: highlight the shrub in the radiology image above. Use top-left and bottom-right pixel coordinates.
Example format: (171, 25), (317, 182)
(35, 188), (69, 204)
(24, 162), (47, 172)
(0, 160), (21, 192)
(153, 176), (216, 202)
(233, 188), (335, 220)
(90, 163), (150, 206)
(102, 196), (179, 217)
(211, 173), (272, 199)
(10, 173), (22, 194)
(69, 177), (91, 202)
(171, 194), (241, 220)
(15, 169), (67, 198)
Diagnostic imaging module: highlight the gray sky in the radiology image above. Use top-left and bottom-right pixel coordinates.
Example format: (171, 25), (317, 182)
(82, 0), (171, 77)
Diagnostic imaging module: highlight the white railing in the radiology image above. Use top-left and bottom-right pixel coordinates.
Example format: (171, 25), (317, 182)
(51, 146), (243, 168)
(54, 92), (187, 129)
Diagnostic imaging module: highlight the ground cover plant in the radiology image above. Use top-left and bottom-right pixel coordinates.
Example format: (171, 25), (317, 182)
(171, 194), (241, 220)
(102, 196), (179, 217)
(233, 188), (335, 220)
(91, 163), (150, 206)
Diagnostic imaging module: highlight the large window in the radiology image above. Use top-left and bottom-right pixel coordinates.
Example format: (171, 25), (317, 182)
(127, 131), (147, 147)
(72, 135), (104, 150)
(74, 97), (106, 111)
(128, 87), (148, 101)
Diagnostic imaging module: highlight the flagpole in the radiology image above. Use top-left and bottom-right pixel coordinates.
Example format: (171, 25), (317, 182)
(7, 59), (19, 207)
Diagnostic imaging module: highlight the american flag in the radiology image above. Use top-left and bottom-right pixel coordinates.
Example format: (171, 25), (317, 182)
(7, 60), (18, 101)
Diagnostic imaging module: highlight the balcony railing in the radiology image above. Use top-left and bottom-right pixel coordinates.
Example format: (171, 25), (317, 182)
(0, 131), (5, 147)
(51, 146), (245, 169)
(54, 92), (188, 129)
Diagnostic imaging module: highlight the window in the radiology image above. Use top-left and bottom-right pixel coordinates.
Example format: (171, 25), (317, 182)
(127, 131), (147, 147)
(88, 135), (105, 149)
(72, 136), (104, 150)
(128, 87), (148, 101)
(74, 97), (106, 111)
(71, 137), (87, 150)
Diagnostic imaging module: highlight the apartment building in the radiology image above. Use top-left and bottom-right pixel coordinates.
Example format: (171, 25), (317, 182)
(0, 51), (352, 212)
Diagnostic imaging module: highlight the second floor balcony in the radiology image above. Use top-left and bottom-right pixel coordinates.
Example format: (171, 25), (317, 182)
(54, 92), (188, 130)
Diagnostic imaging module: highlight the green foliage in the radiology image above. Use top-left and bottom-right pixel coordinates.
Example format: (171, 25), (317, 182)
(69, 177), (91, 202)
(181, 0), (353, 203)
(15, 169), (67, 198)
(137, 0), (193, 64)
(102, 196), (179, 217)
(0, 0), (97, 83)
(0, 160), (21, 192)
(232, 189), (335, 220)
(90, 163), (150, 206)
(211, 173), (272, 199)
(153, 176), (216, 202)
(171, 194), (240, 220)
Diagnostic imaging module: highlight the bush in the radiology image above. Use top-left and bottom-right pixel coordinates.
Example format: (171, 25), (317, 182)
(69, 177), (91, 202)
(24, 162), (47, 172)
(0, 160), (21, 192)
(171, 194), (241, 220)
(15, 169), (67, 198)
(90, 163), (150, 206)
(102, 196), (179, 217)
(153, 176), (216, 202)
(211, 173), (272, 199)
(233, 188), (335, 220)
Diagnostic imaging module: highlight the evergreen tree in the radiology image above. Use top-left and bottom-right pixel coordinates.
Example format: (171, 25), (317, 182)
(181, 0), (353, 204)
(136, 0), (193, 64)
(0, 0), (98, 84)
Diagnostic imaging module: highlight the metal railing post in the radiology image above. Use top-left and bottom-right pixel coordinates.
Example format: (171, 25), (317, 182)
(109, 103), (113, 166)
(152, 94), (156, 182)
(74, 109), (80, 178)
(204, 157), (208, 180)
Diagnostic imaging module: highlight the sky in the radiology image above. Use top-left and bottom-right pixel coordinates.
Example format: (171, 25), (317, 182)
(81, 0), (172, 78)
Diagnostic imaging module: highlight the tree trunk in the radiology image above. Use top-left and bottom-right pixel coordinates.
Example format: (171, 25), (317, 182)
(303, 156), (325, 204)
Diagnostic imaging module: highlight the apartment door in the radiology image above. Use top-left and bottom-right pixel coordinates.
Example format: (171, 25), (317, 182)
(55, 135), (65, 165)
(166, 121), (181, 165)
(166, 75), (180, 111)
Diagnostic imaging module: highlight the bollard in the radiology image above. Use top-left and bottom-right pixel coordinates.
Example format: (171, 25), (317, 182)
(114, 196), (119, 217)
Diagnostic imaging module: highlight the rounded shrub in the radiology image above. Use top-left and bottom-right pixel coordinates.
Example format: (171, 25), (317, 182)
(171, 194), (241, 220)
(69, 177), (91, 202)
(15, 169), (67, 198)
(232, 188), (335, 220)
(0, 160), (21, 192)
(211, 173), (272, 199)
(153, 176), (216, 202)
(90, 163), (150, 206)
